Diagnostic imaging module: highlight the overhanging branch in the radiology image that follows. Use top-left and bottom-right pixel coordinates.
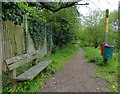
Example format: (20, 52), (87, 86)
(40, 0), (82, 12)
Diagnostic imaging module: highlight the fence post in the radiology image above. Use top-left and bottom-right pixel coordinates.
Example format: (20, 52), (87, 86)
(0, 26), (2, 93)
(118, 1), (120, 92)
(0, 22), (2, 94)
(0, 2), (2, 93)
(23, 15), (28, 53)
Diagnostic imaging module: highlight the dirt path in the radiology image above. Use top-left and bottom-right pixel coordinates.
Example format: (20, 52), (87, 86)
(41, 47), (110, 92)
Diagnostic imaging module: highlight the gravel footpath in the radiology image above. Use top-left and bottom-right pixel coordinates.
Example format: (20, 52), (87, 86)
(41, 47), (110, 92)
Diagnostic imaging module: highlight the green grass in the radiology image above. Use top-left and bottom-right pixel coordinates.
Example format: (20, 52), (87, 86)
(3, 44), (78, 92)
(83, 47), (118, 92)
(83, 47), (103, 64)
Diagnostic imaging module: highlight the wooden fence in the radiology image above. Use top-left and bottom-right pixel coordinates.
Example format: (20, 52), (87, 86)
(0, 19), (3, 94)
(2, 21), (25, 59)
(1, 20), (52, 72)
(0, 15), (53, 92)
(1, 21), (25, 71)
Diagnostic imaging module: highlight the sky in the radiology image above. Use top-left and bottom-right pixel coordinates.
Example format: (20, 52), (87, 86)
(77, 0), (119, 16)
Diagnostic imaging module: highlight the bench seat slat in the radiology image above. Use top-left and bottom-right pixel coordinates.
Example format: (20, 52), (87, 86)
(5, 52), (36, 65)
(14, 60), (52, 81)
(8, 54), (38, 71)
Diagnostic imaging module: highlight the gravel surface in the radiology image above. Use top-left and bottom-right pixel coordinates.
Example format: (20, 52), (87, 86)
(41, 47), (111, 92)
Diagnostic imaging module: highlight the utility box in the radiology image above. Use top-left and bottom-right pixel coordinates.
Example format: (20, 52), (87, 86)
(104, 45), (114, 59)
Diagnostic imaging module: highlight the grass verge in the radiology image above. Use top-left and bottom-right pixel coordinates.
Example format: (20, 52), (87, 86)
(3, 44), (78, 92)
(83, 47), (118, 92)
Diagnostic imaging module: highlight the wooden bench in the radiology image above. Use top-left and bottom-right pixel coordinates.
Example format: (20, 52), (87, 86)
(5, 52), (52, 90)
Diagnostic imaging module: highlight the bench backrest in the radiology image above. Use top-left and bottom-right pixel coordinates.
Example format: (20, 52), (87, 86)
(5, 52), (38, 71)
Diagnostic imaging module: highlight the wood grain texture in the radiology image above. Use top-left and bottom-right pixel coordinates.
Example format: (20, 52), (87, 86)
(5, 52), (36, 65)
(14, 60), (52, 81)
(8, 54), (38, 71)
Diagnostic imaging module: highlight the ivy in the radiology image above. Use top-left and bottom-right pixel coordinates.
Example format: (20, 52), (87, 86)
(2, 2), (26, 25)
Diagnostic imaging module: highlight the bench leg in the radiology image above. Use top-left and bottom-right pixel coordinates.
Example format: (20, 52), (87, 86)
(32, 58), (37, 66)
(9, 70), (17, 90)
(12, 80), (17, 90)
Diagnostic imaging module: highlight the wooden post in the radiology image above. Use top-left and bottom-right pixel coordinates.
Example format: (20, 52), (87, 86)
(104, 9), (109, 63)
(9, 70), (17, 90)
(0, 20), (2, 94)
(0, 2), (2, 93)
(23, 15), (28, 53)
(105, 9), (109, 44)
(118, 1), (120, 92)
(0, 30), (2, 93)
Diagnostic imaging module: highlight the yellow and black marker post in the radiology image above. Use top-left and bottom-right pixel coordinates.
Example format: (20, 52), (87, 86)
(105, 9), (109, 44)
(104, 9), (109, 63)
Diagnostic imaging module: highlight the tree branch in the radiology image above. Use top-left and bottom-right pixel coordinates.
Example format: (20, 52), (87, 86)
(39, 1), (82, 12)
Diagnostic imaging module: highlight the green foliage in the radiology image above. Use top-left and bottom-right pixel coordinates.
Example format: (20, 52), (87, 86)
(83, 47), (118, 92)
(2, 2), (81, 50)
(83, 47), (103, 64)
(2, 2), (25, 25)
(96, 54), (118, 83)
(45, 6), (81, 48)
(17, 2), (81, 48)
(17, 2), (47, 22)
(28, 19), (45, 50)
(80, 10), (118, 92)
(79, 10), (117, 48)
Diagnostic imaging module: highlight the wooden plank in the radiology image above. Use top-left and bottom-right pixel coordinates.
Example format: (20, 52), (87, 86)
(2, 21), (8, 71)
(5, 52), (36, 65)
(10, 22), (15, 57)
(8, 53), (38, 71)
(6, 21), (10, 59)
(21, 25), (25, 53)
(9, 22), (12, 58)
(18, 26), (22, 54)
(12, 22), (16, 57)
(15, 25), (18, 54)
(14, 60), (52, 81)
(2, 22), (6, 71)
(23, 15), (28, 53)
(0, 7), (3, 92)
(8, 21), (13, 58)
(4, 21), (8, 59)
(17, 25), (22, 54)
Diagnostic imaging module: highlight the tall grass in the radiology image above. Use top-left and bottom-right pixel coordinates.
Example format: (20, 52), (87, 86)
(83, 47), (118, 92)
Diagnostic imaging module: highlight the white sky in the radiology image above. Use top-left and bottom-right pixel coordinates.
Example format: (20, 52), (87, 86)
(78, 0), (119, 16)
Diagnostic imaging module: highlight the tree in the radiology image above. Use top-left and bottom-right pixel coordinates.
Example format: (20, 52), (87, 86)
(79, 10), (105, 48)
(44, 5), (81, 47)
(79, 10), (118, 48)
